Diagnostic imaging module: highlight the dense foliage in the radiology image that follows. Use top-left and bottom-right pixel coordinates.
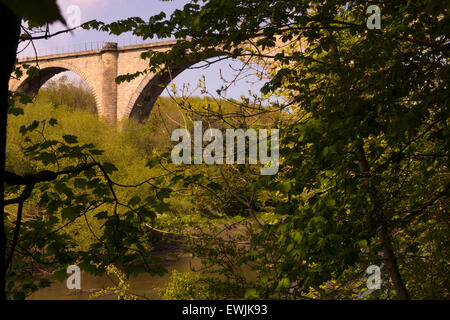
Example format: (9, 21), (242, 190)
(39, 76), (97, 114)
(5, 89), (177, 299)
(1, 0), (448, 300)
(87, 0), (449, 299)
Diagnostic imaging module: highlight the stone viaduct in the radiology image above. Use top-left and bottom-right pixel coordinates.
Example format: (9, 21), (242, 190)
(9, 39), (285, 123)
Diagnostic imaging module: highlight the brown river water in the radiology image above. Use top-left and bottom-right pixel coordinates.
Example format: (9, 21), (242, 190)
(28, 253), (200, 300)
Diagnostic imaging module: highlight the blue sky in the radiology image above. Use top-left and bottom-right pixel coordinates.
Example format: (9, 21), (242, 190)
(18, 0), (270, 100)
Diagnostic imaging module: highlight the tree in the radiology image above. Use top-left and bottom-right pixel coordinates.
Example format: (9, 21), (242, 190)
(2, 0), (448, 300)
(1, 1), (170, 300)
(0, 0), (63, 301)
(89, 0), (449, 299)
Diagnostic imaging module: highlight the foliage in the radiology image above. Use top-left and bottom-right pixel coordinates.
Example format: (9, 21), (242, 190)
(86, 0), (450, 300)
(5, 93), (174, 299)
(38, 76), (97, 114)
(0, 0), (65, 28)
(157, 270), (210, 300)
(89, 265), (138, 300)
(2, 0), (449, 301)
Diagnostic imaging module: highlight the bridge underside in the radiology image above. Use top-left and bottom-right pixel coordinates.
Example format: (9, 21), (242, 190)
(16, 67), (68, 96)
(128, 58), (200, 122)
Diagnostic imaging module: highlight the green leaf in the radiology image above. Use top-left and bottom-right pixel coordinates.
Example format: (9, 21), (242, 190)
(61, 207), (81, 221)
(20, 120), (40, 135)
(8, 107), (24, 116)
(53, 268), (68, 282)
(207, 181), (223, 190)
(153, 202), (170, 213)
(156, 188), (172, 200)
(277, 277), (290, 289)
(84, 167), (96, 179)
(73, 178), (87, 189)
(62, 135), (78, 144)
(145, 157), (159, 168)
(358, 240), (368, 248)
(128, 195), (141, 207)
(1, 0), (66, 27)
(244, 288), (259, 299)
(102, 162), (118, 174)
(279, 181), (291, 193)
(94, 211), (108, 220)
(36, 152), (55, 165)
(89, 149), (104, 155)
(138, 208), (156, 219)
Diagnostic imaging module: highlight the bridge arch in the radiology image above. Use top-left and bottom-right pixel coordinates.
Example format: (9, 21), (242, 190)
(124, 53), (270, 122)
(13, 61), (101, 114)
(124, 56), (207, 122)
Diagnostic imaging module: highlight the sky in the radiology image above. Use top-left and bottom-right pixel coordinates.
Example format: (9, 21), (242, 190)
(17, 0), (269, 100)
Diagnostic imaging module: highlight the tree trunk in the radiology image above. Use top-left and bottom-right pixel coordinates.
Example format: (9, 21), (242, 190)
(0, 4), (22, 301)
(379, 224), (411, 299)
(354, 142), (411, 300)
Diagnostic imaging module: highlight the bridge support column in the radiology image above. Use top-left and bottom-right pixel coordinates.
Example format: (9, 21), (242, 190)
(100, 42), (118, 123)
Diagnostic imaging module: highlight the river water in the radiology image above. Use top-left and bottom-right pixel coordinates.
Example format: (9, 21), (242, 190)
(28, 253), (200, 300)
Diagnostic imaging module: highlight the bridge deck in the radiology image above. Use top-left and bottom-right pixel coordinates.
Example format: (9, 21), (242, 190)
(18, 39), (178, 63)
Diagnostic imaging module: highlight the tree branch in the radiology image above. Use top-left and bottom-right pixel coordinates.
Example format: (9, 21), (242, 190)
(19, 20), (96, 42)
(4, 162), (98, 187)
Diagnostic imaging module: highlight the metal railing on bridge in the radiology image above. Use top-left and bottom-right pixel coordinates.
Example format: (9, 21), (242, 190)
(16, 38), (162, 59)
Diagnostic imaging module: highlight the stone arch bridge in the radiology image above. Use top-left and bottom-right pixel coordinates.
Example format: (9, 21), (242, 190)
(9, 39), (283, 123)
